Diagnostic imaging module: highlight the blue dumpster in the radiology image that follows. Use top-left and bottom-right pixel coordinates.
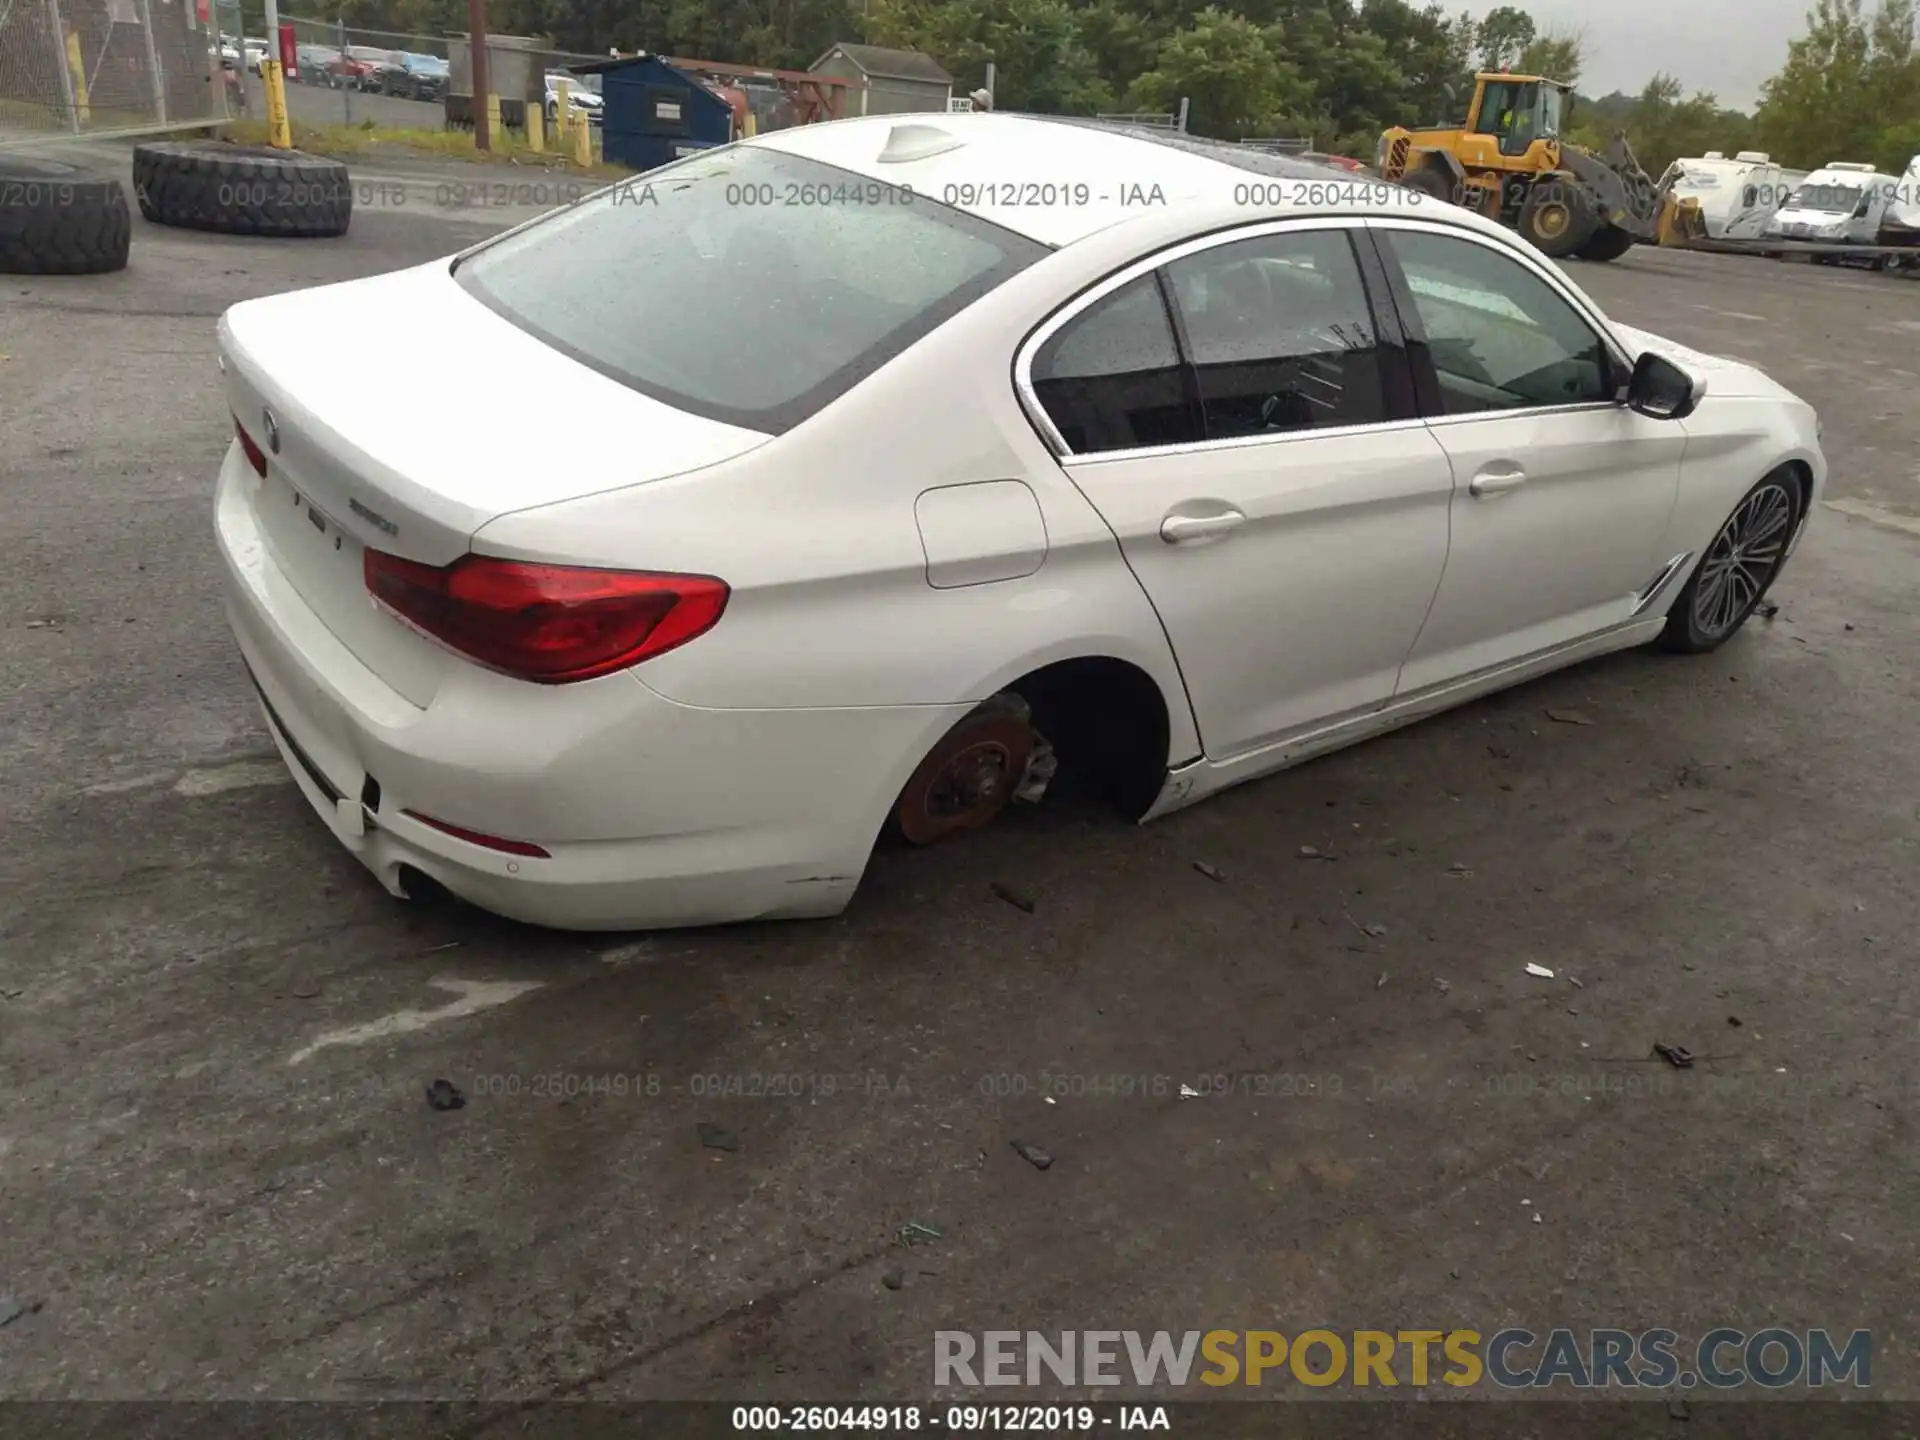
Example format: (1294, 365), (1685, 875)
(571, 54), (736, 173)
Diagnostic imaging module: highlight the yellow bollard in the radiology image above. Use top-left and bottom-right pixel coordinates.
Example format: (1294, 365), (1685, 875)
(743, 112), (757, 138)
(484, 93), (501, 146)
(571, 113), (590, 167)
(261, 59), (291, 148)
(65, 30), (90, 124)
(524, 101), (543, 152)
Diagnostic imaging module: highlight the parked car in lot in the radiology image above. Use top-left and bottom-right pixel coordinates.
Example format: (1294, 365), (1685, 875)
(244, 38), (269, 74)
(318, 49), (377, 88)
(213, 113), (1825, 932)
(544, 71), (603, 126)
(384, 52), (449, 102)
(295, 43), (339, 83)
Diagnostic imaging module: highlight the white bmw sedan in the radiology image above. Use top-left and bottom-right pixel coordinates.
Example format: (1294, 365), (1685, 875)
(214, 113), (1824, 931)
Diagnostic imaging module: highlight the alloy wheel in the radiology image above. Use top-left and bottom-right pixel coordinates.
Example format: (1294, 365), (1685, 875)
(1690, 481), (1795, 639)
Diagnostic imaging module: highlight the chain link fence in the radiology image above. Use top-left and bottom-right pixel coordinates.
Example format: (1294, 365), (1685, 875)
(0, 0), (234, 148)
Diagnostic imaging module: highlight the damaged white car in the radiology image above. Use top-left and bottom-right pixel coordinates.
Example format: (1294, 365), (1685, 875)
(213, 112), (1824, 931)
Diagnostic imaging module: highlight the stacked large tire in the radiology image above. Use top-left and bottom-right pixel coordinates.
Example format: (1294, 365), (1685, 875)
(0, 154), (132, 275)
(132, 140), (351, 238)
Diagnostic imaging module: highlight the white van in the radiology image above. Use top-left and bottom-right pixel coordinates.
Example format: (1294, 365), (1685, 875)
(1657, 149), (1797, 239)
(1763, 161), (1903, 243)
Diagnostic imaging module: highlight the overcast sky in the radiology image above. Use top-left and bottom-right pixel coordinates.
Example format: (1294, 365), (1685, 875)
(1456, 0), (1813, 110)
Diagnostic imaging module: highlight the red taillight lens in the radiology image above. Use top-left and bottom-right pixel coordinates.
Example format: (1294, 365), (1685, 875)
(402, 810), (550, 857)
(363, 551), (729, 684)
(234, 414), (267, 477)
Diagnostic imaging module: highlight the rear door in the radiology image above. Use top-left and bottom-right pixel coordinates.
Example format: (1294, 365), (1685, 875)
(1019, 218), (1457, 762)
(1369, 219), (1684, 695)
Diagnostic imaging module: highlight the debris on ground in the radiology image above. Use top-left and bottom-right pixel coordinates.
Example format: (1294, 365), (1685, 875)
(1434, 978), (1452, 995)
(289, 975), (320, 999)
(1532, 1211), (1543, 1224)
(1525, 963), (1556, 979)
(1728, 1016), (1743, 1028)
(990, 881), (1036, 914)
(1447, 863), (1473, 878)
(1545, 708), (1594, 726)
(1193, 861), (1227, 883)
(897, 1222), (943, 1246)
(1013, 737), (1058, 804)
(424, 1079), (465, 1112)
(1376, 972), (1390, 990)
(1179, 1084), (1201, 1099)
(1487, 744), (1512, 759)
(1567, 976), (1584, 989)
(1652, 1043), (1695, 1070)
(697, 1122), (740, 1152)
(1010, 1139), (1054, 1171)
(1299, 844), (1334, 860)
(882, 1266), (905, 1290)
(1756, 600), (1780, 620)
(0, 1296), (42, 1329)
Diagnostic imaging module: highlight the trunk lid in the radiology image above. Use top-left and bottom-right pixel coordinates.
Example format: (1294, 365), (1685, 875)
(218, 260), (772, 703)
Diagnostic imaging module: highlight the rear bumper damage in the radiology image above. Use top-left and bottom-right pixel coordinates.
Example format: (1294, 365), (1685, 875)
(215, 463), (968, 931)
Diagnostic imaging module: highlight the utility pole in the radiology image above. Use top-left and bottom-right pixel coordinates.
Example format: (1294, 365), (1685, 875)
(467, 0), (491, 151)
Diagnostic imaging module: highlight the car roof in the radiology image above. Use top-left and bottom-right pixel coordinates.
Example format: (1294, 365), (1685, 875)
(745, 111), (1489, 248)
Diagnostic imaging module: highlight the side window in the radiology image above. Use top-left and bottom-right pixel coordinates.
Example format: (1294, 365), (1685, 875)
(1163, 228), (1389, 438)
(1030, 274), (1201, 454)
(1742, 184), (1759, 207)
(1385, 230), (1611, 414)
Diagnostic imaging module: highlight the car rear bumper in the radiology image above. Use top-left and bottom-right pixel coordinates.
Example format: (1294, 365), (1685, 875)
(214, 460), (967, 931)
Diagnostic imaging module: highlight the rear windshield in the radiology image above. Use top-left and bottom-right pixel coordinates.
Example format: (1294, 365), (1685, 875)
(453, 146), (1050, 433)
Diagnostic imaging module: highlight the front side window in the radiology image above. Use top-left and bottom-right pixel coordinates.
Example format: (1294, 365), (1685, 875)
(1029, 274), (1200, 454)
(455, 146), (1048, 434)
(1385, 230), (1611, 413)
(1163, 229), (1387, 437)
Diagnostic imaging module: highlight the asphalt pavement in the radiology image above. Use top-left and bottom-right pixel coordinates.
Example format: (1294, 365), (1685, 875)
(2, 157), (1919, 1412)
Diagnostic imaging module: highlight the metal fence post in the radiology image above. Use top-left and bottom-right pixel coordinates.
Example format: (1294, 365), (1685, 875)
(1176, 96), (1189, 133)
(135, 0), (168, 124)
(337, 16), (349, 124)
(44, 0), (81, 133)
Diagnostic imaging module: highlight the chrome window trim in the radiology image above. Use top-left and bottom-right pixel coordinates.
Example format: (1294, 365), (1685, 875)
(1067, 416), (1429, 467)
(1360, 214), (1639, 401)
(1011, 215), (1396, 462)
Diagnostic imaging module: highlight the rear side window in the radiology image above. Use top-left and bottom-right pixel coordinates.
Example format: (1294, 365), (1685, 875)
(454, 147), (1049, 434)
(1029, 274), (1201, 454)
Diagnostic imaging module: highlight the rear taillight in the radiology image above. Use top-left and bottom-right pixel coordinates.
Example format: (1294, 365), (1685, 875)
(234, 414), (267, 477)
(363, 551), (728, 684)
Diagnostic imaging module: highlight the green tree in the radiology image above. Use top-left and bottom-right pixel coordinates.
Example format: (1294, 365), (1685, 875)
(1516, 26), (1582, 86)
(1128, 5), (1303, 135)
(1753, 0), (1919, 169)
(1473, 4), (1534, 69)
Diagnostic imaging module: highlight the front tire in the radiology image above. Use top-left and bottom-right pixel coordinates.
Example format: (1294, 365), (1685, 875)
(1658, 471), (1802, 653)
(1517, 183), (1595, 258)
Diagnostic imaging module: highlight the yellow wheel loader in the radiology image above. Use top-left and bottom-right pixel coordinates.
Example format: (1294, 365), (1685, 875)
(1377, 72), (1706, 261)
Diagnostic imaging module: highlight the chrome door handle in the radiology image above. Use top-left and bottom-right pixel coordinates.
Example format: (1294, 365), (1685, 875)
(1469, 467), (1527, 498)
(1160, 509), (1246, 544)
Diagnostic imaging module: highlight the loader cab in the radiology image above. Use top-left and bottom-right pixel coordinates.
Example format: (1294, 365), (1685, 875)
(1468, 73), (1564, 159)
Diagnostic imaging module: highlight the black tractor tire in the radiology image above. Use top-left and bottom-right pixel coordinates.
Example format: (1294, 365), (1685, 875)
(1400, 164), (1456, 205)
(0, 154), (132, 275)
(132, 140), (351, 238)
(1517, 182), (1596, 258)
(1575, 224), (1635, 262)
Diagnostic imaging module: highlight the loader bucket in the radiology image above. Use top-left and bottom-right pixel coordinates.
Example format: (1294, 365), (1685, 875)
(1657, 196), (1708, 246)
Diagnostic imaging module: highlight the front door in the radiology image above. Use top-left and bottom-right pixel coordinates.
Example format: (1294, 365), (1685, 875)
(1370, 221), (1685, 694)
(1022, 220), (1457, 760)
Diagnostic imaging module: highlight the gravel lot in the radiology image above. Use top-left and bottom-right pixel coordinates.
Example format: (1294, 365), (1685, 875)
(2, 147), (1918, 1413)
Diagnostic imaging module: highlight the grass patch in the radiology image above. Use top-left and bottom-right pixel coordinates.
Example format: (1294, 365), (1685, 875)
(219, 117), (632, 180)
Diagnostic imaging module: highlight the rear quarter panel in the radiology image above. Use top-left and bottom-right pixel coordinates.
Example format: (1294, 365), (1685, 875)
(470, 239), (1202, 763)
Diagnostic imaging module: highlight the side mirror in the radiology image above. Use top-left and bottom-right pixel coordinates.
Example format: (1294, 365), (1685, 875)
(1626, 351), (1705, 421)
